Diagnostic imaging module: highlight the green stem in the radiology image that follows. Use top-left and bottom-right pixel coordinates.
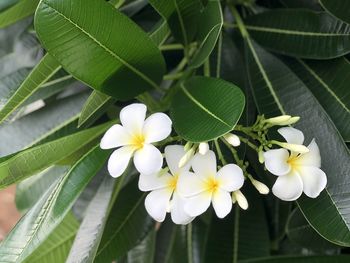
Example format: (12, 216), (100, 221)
(163, 72), (184, 80)
(214, 140), (227, 165)
(187, 223), (193, 263)
(237, 136), (259, 152)
(160, 43), (184, 51)
(204, 58), (211, 77)
(220, 138), (242, 167)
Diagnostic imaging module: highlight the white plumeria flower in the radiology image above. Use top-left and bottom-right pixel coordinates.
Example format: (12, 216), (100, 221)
(138, 145), (194, 224)
(177, 150), (245, 218)
(100, 103), (172, 177)
(263, 127), (327, 201)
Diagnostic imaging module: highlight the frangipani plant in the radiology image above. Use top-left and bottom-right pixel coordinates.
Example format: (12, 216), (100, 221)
(0, 0), (349, 262)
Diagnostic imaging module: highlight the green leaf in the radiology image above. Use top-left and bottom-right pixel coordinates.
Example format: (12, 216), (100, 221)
(190, 0), (223, 68)
(66, 176), (116, 263)
(0, 0), (40, 29)
(149, 0), (201, 48)
(35, 0), (166, 100)
(78, 91), (115, 128)
(320, 0), (350, 24)
(239, 255), (350, 263)
(0, 121), (112, 189)
(245, 38), (350, 246)
(0, 92), (88, 156)
(286, 208), (340, 251)
(24, 213), (80, 263)
(127, 229), (156, 263)
(283, 57), (350, 142)
(94, 180), (154, 262)
(244, 9), (350, 59)
(171, 76), (245, 142)
(15, 166), (68, 213)
(0, 53), (61, 124)
(0, 0), (18, 12)
(0, 146), (109, 262)
(149, 19), (170, 47)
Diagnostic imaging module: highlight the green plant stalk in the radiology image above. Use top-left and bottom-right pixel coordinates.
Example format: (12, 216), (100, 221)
(214, 139), (227, 165)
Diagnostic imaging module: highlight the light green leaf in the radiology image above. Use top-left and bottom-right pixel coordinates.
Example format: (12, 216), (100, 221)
(0, 146), (109, 262)
(66, 176), (116, 263)
(320, 0), (350, 24)
(24, 213), (80, 263)
(245, 38), (350, 246)
(149, 19), (170, 47)
(190, 0), (223, 68)
(171, 76), (245, 142)
(284, 57), (350, 142)
(0, 121), (112, 189)
(0, 0), (40, 29)
(35, 0), (166, 100)
(78, 91), (115, 128)
(94, 180), (154, 262)
(0, 0), (18, 12)
(245, 9), (350, 59)
(0, 53), (61, 124)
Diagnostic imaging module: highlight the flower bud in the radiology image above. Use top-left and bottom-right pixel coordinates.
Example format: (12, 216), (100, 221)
(184, 142), (193, 152)
(265, 115), (291, 125)
(278, 116), (300, 126)
(223, 133), (240, 147)
(178, 147), (195, 168)
(251, 179), (269, 194)
(232, 190), (248, 210)
(278, 142), (309, 153)
(258, 150), (265, 164)
(198, 142), (209, 155)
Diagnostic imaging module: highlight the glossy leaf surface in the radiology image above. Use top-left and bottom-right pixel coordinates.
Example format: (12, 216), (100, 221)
(320, 0), (350, 24)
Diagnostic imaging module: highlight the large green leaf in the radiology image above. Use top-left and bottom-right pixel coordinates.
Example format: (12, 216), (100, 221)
(94, 180), (154, 262)
(320, 0), (350, 25)
(0, 146), (109, 262)
(0, 0), (40, 29)
(0, 53), (61, 124)
(127, 229), (156, 263)
(35, 0), (166, 100)
(149, 0), (201, 48)
(245, 38), (350, 246)
(286, 208), (340, 251)
(244, 9), (350, 59)
(0, 121), (112, 189)
(239, 255), (350, 263)
(24, 213), (80, 263)
(190, 0), (223, 68)
(283, 57), (350, 142)
(171, 76), (245, 142)
(66, 176), (116, 263)
(0, 92), (88, 156)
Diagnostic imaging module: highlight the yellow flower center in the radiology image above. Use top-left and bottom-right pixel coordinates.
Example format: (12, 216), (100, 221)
(131, 134), (145, 150)
(206, 176), (219, 193)
(168, 174), (179, 191)
(287, 155), (300, 170)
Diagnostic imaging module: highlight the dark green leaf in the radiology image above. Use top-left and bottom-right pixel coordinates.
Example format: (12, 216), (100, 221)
(320, 0), (350, 25)
(35, 0), (166, 100)
(239, 255), (350, 263)
(171, 76), (245, 142)
(245, 9), (350, 59)
(127, 229), (156, 263)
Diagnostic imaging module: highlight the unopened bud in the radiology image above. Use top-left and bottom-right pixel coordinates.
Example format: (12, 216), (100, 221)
(223, 133), (240, 147)
(232, 190), (248, 210)
(279, 116), (300, 126)
(265, 115), (291, 125)
(258, 150), (265, 164)
(178, 147), (195, 168)
(198, 142), (209, 155)
(184, 142), (193, 152)
(251, 179), (269, 194)
(277, 142), (309, 153)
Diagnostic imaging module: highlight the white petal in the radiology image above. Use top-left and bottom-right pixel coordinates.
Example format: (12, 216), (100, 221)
(138, 172), (172, 192)
(100, 124), (132, 149)
(107, 146), (134, 178)
(144, 189), (172, 222)
(298, 166), (327, 198)
(263, 149), (291, 176)
(120, 103), (146, 135)
(184, 192), (212, 217)
(192, 150), (217, 178)
(134, 144), (163, 175)
(177, 171), (206, 197)
(170, 192), (194, 225)
(296, 139), (321, 168)
(212, 189), (232, 218)
(278, 127), (304, 145)
(272, 171), (303, 201)
(165, 145), (191, 175)
(143, 113), (172, 143)
(217, 164), (244, 192)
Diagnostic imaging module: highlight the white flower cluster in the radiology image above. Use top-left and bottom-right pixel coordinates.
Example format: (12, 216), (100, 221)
(100, 104), (327, 224)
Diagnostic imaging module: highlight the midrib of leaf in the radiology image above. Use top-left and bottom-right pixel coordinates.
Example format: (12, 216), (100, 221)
(42, 0), (159, 90)
(245, 25), (350, 36)
(40, 75), (73, 88)
(297, 59), (350, 114)
(163, 225), (177, 263)
(246, 37), (286, 115)
(96, 193), (147, 256)
(174, 0), (188, 47)
(180, 84), (232, 127)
